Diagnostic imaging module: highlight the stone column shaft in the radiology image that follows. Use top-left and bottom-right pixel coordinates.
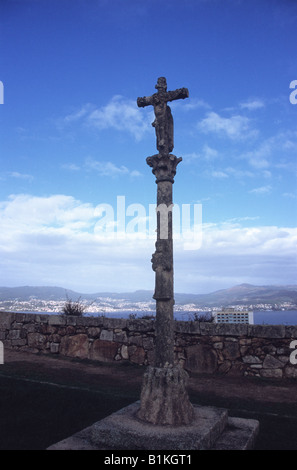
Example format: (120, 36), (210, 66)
(154, 179), (174, 368)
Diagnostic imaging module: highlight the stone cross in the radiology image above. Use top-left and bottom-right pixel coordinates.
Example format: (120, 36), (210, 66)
(136, 77), (194, 426)
(137, 76), (189, 155)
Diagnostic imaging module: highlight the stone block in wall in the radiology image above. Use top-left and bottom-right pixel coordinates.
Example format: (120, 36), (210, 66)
(263, 354), (285, 369)
(223, 340), (240, 360)
(65, 316), (77, 326)
(100, 317), (127, 330)
(248, 324), (285, 338)
(13, 313), (27, 323)
(66, 325), (76, 335)
(120, 344), (129, 360)
(128, 345), (146, 365)
(0, 312), (15, 330)
(90, 339), (118, 362)
(127, 319), (154, 333)
(28, 332), (48, 349)
(49, 333), (61, 343)
(285, 326), (297, 338)
(76, 316), (101, 327)
(243, 355), (262, 364)
(11, 339), (27, 347)
(129, 334), (143, 346)
(284, 366), (297, 378)
(11, 321), (23, 329)
(185, 344), (217, 374)
(260, 368), (283, 378)
(87, 327), (101, 338)
(114, 329), (128, 343)
(200, 322), (248, 336)
(100, 329), (114, 341)
(48, 315), (66, 326)
(143, 336), (154, 351)
(8, 329), (22, 340)
(50, 342), (60, 354)
(60, 334), (89, 359)
(23, 323), (36, 333)
(174, 321), (200, 334)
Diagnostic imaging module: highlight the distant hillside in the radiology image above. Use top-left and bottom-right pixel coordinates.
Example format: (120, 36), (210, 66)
(0, 284), (297, 307)
(0, 286), (80, 301)
(174, 284), (297, 307)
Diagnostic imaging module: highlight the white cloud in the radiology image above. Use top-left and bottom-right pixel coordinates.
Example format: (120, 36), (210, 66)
(241, 131), (297, 171)
(211, 170), (229, 179)
(283, 192), (297, 199)
(197, 111), (257, 140)
(224, 167), (254, 178)
(59, 96), (151, 141)
(242, 140), (272, 169)
(240, 99), (265, 110)
(249, 185), (272, 195)
(61, 163), (81, 171)
(0, 172), (34, 182)
(183, 144), (219, 163)
(174, 224), (297, 292)
(85, 157), (142, 178)
(202, 144), (218, 160)
(0, 194), (95, 232)
(87, 95), (151, 141)
(0, 194), (296, 293)
(183, 98), (211, 111)
(62, 103), (94, 124)
(207, 166), (254, 179)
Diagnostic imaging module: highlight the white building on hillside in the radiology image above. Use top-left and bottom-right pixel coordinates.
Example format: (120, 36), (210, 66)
(213, 308), (254, 324)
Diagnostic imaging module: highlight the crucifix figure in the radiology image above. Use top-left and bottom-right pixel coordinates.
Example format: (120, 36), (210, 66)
(136, 78), (194, 426)
(137, 77), (189, 155)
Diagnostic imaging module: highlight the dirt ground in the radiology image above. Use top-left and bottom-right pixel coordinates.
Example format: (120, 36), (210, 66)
(1, 349), (297, 450)
(3, 348), (297, 404)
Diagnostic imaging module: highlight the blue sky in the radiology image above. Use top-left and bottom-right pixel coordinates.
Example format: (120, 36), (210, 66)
(0, 0), (296, 294)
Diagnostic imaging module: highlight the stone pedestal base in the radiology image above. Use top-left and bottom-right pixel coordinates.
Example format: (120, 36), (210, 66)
(47, 402), (259, 450)
(137, 366), (194, 426)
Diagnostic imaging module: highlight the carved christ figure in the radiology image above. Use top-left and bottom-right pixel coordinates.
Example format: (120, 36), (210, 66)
(137, 77), (189, 154)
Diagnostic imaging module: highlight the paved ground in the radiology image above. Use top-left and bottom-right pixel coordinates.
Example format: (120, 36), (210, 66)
(1, 349), (297, 450)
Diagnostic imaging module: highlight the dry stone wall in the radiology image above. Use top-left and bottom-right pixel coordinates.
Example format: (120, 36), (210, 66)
(1, 311), (297, 379)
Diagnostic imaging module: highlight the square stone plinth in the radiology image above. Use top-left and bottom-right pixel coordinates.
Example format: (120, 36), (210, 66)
(48, 402), (254, 451)
(89, 402), (228, 450)
(47, 402), (259, 450)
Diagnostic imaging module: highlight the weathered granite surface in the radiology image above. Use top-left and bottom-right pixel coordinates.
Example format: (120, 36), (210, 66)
(47, 401), (259, 450)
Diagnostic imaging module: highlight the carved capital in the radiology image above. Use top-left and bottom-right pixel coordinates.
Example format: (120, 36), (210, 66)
(146, 153), (182, 183)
